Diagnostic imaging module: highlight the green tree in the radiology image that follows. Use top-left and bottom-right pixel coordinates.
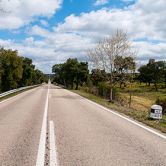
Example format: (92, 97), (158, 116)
(114, 56), (136, 88)
(52, 58), (89, 89)
(164, 69), (166, 88)
(138, 59), (166, 91)
(0, 53), (3, 92)
(19, 57), (35, 86)
(138, 65), (152, 85)
(32, 69), (46, 85)
(62, 58), (78, 88)
(150, 61), (166, 91)
(75, 62), (89, 90)
(52, 64), (64, 85)
(91, 69), (107, 86)
(0, 48), (23, 92)
(0, 47), (47, 92)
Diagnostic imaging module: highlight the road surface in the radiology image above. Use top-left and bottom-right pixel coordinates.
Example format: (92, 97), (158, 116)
(0, 84), (165, 166)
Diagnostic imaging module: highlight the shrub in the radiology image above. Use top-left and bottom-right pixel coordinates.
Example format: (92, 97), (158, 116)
(156, 97), (166, 114)
(98, 82), (110, 99)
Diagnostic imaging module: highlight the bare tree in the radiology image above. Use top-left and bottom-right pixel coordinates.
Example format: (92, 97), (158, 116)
(88, 29), (136, 101)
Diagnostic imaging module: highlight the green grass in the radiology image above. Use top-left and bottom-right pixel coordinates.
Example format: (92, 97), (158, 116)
(0, 85), (39, 102)
(71, 88), (166, 133)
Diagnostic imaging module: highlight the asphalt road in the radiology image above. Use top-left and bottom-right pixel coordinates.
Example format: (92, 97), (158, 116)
(0, 85), (47, 166)
(0, 84), (166, 166)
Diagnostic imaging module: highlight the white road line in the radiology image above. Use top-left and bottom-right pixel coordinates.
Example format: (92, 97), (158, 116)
(50, 121), (58, 166)
(84, 97), (166, 140)
(66, 89), (166, 140)
(36, 85), (49, 166)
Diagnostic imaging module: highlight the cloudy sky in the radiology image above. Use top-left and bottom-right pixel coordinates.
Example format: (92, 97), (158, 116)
(0, 0), (166, 73)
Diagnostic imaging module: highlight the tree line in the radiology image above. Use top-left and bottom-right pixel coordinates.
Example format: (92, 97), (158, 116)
(52, 57), (166, 106)
(52, 58), (89, 90)
(138, 59), (166, 91)
(52, 30), (166, 101)
(52, 56), (136, 91)
(52, 30), (136, 101)
(0, 48), (47, 93)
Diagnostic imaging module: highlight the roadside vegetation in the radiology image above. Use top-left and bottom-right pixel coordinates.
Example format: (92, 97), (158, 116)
(52, 30), (166, 133)
(0, 47), (48, 93)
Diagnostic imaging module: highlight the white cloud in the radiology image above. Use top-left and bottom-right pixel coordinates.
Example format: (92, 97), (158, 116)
(1, 36), (165, 73)
(1, 0), (166, 73)
(94, 0), (109, 6)
(0, 0), (62, 29)
(56, 0), (166, 41)
(0, 30), (94, 73)
(30, 25), (51, 37)
(48, 0), (166, 70)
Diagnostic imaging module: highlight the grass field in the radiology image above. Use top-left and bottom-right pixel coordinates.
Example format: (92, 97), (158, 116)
(72, 83), (166, 133)
(118, 83), (166, 112)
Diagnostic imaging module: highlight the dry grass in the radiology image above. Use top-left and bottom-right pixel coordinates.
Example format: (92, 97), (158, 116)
(117, 82), (166, 112)
(120, 93), (154, 112)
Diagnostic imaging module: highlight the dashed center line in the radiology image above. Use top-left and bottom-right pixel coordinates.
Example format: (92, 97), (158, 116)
(36, 85), (49, 166)
(36, 83), (58, 166)
(50, 121), (58, 166)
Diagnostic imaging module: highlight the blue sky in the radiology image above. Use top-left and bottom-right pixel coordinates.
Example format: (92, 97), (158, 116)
(0, 0), (166, 73)
(0, 0), (134, 40)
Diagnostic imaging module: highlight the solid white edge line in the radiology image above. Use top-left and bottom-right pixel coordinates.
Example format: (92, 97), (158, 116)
(64, 88), (166, 140)
(36, 85), (49, 166)
(50, 121), (58, 166)
(83, 97), (166, 140)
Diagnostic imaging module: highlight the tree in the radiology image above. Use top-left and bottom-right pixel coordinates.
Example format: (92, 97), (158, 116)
(88, 29), (136, 101)
(0, 47), (47, 92)
(75, 62), (89, 90)
(52, 64), (64, 85)
(19, 57), (35, 86)
(52, 58), (89, 89)
(32, 69), (46, 84)
(138, 59), (166, 91)
(114, 56), (135, 88)
(0, 48), (23, 91)
(138, 65), (152, 85)
(0, 53), (3, 92)
(157, 59), (166, 88)
(62, 58), (78, 89)
(91, 69), (108, 86)
(164, 69), (166, 88)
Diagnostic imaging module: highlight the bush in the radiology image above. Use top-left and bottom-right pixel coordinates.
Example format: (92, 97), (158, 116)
(156, 97), (166, 114)
(98, 82), (110, 99)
